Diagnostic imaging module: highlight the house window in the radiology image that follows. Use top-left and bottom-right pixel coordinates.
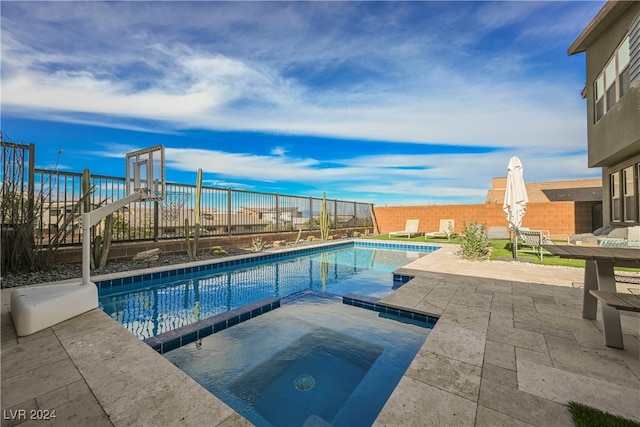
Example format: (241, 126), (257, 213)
(595, 74), (604, 121)
(618, 36), (630, 98)
(611, 172), (621, 222)
(604, 59), (617, 112)
(623, 166), (636, 222)
(594, 35), (630, 122)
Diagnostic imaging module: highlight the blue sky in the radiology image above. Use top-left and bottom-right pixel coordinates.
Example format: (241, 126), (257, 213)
(1, 1), (604, 206)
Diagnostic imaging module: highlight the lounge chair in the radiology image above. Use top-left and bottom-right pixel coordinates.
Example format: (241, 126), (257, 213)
(516, 228), (553, 259)
(424, 219), (455, 240)
(486, 226), (510, 240)
(389, 219), (421, 239)
(598, 227), (640, 248)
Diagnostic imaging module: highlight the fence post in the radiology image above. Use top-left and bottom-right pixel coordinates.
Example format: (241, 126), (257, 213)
(27, 143), (35, 218)
(153, 201), (159, 242)
(309, 197), (313, 230)
(227, 188), (232, 236)
(353, 201), (356, 228)
(333, 199), (337, 230)
(275, 193), (279, 234)
(369, 204), (379, 233)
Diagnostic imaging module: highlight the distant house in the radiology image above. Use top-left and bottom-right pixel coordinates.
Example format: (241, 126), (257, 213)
(486, 177), (602, 203)
(240, 207), (305, 230)
(568, 1), (640, 227)
(146, 206), (270, 237)
(487, 177), (603, 231)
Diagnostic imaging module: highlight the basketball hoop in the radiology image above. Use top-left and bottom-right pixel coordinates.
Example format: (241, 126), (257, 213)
(160, 191), (190, 222)
(125, 145), (165, 201)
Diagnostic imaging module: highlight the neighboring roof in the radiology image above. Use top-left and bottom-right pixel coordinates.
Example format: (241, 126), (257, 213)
(486, 178), (602, 204)
(542, 187), (602, 202)
(568, 1), (634, 55)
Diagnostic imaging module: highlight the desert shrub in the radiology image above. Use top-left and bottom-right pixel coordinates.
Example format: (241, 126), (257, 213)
(251, 237), (266, 252)
(459, 220), (490, 261)
(209, 246), (228, 256)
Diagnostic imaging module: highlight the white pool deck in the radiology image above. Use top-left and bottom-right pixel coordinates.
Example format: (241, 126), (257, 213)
(1, 243), (639, 426)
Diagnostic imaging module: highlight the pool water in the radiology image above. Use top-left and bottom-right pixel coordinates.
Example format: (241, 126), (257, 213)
(165, 294), (431, 427)
(99, 244), (433, 339)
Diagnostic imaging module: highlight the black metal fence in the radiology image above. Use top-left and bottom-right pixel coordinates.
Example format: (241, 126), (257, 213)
(33, 168), (374, 245)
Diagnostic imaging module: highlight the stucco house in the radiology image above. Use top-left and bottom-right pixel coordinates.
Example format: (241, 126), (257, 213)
(568, 0), (640, 227)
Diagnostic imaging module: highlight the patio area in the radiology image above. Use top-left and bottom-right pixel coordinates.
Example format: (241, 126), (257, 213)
(1, 243), (639, 426)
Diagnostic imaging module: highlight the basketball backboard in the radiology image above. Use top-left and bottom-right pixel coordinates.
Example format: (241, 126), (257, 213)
(125, 145), (165, 201)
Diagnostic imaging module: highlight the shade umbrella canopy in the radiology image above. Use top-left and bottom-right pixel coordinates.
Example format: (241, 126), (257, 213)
(503, 156), (528, 258)
(503, 156), (528, 228)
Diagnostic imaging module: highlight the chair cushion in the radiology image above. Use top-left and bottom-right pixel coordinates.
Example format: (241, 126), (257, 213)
(607, 228), (628, 239)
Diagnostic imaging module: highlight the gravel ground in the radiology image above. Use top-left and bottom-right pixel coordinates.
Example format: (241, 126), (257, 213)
(0, 240), (333, 289)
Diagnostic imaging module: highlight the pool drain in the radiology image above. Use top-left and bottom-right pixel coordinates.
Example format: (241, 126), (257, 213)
(294, 374), (315, 391)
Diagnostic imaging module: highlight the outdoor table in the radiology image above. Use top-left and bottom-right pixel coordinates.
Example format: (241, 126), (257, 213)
(542, 244), (640, 349)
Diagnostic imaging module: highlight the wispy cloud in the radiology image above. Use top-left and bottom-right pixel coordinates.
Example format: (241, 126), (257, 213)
(160, 145), (597, 205)
(1, 1), (604, 205)
(2, 1), (593, 150)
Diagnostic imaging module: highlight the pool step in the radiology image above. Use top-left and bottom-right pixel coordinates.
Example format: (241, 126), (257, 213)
(342, 293), (438, 328)
(145, 297), (281, 354)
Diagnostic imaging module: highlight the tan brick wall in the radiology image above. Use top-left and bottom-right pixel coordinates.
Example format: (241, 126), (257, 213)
(374, 201), (598, 239)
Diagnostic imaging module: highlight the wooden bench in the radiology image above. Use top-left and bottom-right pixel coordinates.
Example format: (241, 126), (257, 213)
(588, 290), (640, 312)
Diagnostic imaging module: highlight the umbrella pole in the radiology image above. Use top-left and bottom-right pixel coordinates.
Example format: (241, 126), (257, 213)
(512, 229), (518, 259)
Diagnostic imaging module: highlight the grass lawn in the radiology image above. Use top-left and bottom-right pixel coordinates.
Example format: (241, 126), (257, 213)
(362, 234), (638, 272)
(568, 401), (640, 427)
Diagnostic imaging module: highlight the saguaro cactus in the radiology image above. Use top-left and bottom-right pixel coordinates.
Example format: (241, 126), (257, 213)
(320, 192), (330, 241)
(185, 168), (202, 260)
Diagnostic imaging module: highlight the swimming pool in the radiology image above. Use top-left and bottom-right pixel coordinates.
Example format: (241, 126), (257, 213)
(165, 292), (431, 427)
(98, 241), (438, 341)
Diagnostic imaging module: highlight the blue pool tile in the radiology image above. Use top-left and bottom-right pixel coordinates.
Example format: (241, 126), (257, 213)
(399, 310), (413, 320)
(210, 312), (231, 324)
(181, 329), (198, 345)
(414, 313), (427, 323)
(213, 321), (227, 333)
(199, 327), (213, 339)
(386, 307), (400, 316)
(144, 336), (162, 351)
(147, 298), (282, 354)
(162, 338), (181, 353)
(345, 297), (441, 329)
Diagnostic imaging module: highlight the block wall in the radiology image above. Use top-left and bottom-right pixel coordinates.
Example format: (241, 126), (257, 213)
(374, 201), (598, 239)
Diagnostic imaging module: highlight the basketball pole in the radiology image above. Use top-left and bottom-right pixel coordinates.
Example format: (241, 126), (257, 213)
(80, 190), (149, 285)
(81, 144), (164, 286)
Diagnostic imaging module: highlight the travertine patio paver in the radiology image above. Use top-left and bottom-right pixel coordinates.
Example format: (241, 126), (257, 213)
(375, 243), (640, 426)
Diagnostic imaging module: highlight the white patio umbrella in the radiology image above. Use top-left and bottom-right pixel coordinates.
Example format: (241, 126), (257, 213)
(503, 156), (529, 258)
